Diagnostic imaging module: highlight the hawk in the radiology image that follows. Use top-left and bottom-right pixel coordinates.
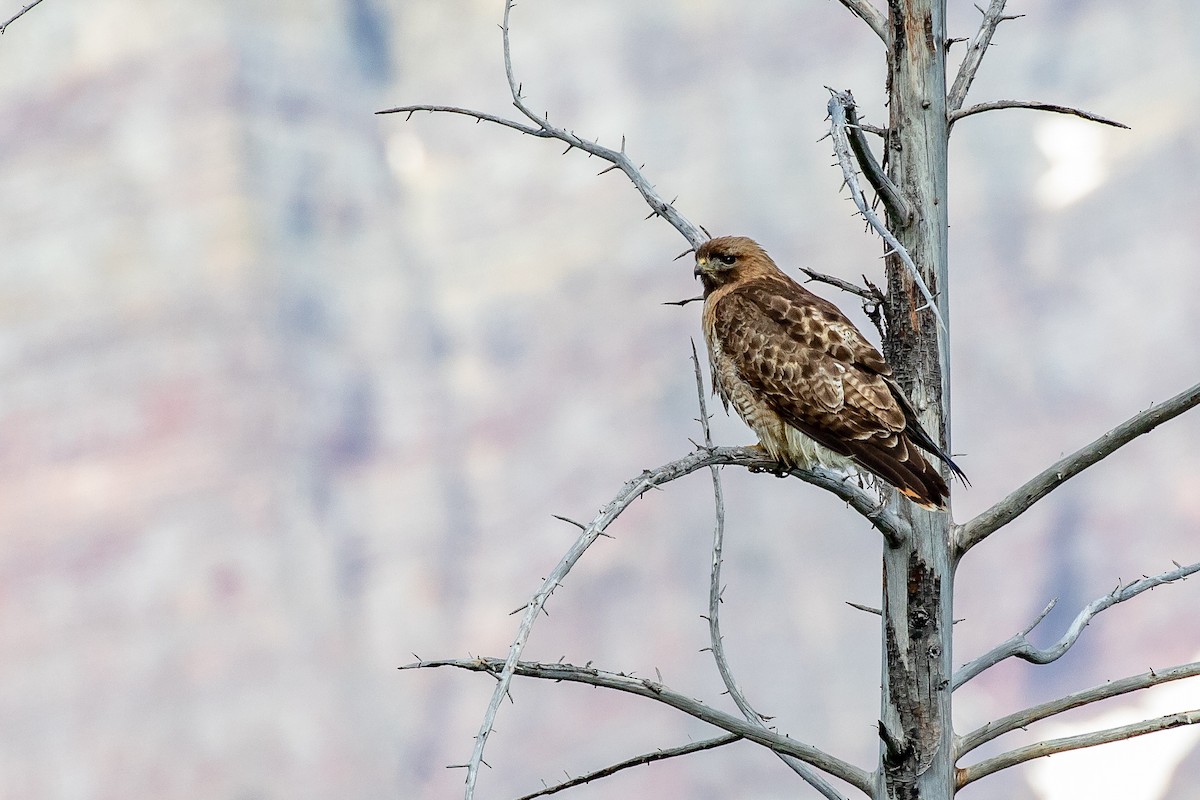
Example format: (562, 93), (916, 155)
(695, 236), (966, 509)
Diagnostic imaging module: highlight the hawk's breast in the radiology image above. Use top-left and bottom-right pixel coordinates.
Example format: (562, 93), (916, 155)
(704, 300), (852, 471)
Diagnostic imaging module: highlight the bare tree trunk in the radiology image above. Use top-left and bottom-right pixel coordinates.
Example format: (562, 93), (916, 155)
(878, 1), (955, 798)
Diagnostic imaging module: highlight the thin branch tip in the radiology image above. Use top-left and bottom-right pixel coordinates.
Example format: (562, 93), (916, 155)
(950, 100), (1129, 130)
(961, 661), (1200, 756)
(512, 735), (743, 800)
(961, 709), (1200, 786)
(0, 0), (48, 34)
(959, 382), (1200, 554)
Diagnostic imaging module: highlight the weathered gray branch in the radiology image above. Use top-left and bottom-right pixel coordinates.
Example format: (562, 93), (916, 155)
(960, 661), (1200, 755)
(946, 0), (1022, 113)
(953, 562), (1200, 689)
(692, 347), (855, 800)
(948, 100), (1129, 130)
(958, 709), (1200, 787)
(0, 0), (46, 34)
(429, 438), (901, 798)
(843, 97), (911, 226)
(403, 657), (875, 795)
(835, 0), (889, 43)
(951, 597), (1054, 691)
(828, 90), (946, 335)
(513, 734), (742, 800)
(377, 0), (705, 248)
(376, 104), (547, 136)
(956, 381), (1200, 555)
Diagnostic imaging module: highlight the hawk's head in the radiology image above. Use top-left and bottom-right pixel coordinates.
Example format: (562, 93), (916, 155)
(694, 236), (778, 295)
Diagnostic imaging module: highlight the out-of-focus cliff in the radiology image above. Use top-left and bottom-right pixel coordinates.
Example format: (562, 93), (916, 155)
(0, 1), (1197, 798)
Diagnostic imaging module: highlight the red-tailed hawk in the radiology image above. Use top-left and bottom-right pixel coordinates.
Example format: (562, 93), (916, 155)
(696, 236), (965, 509)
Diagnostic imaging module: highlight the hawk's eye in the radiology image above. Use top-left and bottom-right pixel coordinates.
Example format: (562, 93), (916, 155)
(716, 253), (737, 265)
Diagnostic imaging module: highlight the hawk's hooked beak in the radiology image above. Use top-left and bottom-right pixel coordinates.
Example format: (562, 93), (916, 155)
(693, 257), (709, 279)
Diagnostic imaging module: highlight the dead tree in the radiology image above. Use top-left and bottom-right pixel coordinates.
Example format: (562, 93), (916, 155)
(381, 1), (1200, 798)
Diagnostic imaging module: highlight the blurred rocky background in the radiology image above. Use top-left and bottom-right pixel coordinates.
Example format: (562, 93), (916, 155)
(1, 1), (1198, 798)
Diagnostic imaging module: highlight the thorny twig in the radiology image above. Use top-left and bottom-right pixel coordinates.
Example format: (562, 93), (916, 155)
(377, 0), (705, 248)
(842, 99), (910, 225)
(827, 89), (946, 334)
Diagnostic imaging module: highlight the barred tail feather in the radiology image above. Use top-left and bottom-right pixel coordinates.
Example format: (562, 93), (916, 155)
(844, 434), (950, 510)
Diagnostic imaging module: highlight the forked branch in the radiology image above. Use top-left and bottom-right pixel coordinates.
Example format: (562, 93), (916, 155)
(953, 561), (1200, 689)
(947, 0), (1022, 113)
(943, 4), (1128, 134)
(956, 381), (1200, 556)
(945, 1), (1128, 137)
(403, 657), (875, 795)
(958, 709), (1200, 787)
(377, 0), (705, 247)
(960, 661), (1200, 755)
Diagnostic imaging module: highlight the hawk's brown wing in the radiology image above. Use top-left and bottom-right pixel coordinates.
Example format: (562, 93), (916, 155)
(712, 275), (951, 507)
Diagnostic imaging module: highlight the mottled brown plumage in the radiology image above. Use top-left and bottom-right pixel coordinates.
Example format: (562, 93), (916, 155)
(696, 236), (965, 509)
